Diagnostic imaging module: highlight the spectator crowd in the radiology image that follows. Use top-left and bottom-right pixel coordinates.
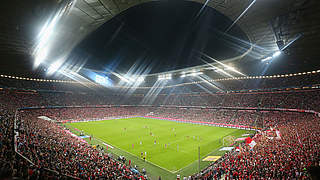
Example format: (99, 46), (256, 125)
(0, 72), (319, 179)
(16, 110), (146, 179)
(193, 112), (320, 179)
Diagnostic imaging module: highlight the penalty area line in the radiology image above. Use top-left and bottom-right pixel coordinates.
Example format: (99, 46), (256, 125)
(92, 136), (177, 174)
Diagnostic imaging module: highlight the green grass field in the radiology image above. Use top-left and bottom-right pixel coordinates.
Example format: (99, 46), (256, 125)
(67, 117), (252, 179)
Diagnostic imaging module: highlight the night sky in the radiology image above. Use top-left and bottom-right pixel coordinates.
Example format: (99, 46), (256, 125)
(70, 1), (250, 74)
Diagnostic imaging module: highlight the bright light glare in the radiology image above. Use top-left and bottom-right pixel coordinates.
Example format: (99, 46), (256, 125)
(158, 74), (172, 80)
(95, 75), (107, 84)
(121, 75), (131, 83)
(47, 60), (63, 75)
(199, 53), (246, 76)
(190, 72), (203, 76)
(33, 8), (64, 68)
(261, 51), (281, 62)
(261, 56), (272, 62)
(272, 51), (281, 58)
(34, 47), (48, 67)
(136, 76), (145, 82)
(115, 73), (145, 84)
(224, 66), (239, 72)
(181, 72), (186, 78)
(181, 71), (203, 77)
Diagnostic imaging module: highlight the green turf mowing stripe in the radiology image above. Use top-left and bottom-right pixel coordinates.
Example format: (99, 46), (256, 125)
(67, 117), (253, 178)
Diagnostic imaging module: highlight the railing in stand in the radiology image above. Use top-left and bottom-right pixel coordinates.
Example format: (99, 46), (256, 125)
(13, 108), (79, 179)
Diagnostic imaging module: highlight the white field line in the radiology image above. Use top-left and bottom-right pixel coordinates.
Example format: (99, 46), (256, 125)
(173, 130), (249, 173)
(102, 142), (114, 149)
(173, 144), (222, 173)
(92, 136), (176, 173)
(76, 116), (251, 175)
(65, 118), (177, 173)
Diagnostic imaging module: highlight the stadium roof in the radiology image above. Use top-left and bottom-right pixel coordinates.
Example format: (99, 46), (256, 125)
(1, 0), (320, 77)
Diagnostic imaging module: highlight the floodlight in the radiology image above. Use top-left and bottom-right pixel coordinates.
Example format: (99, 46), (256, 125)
(180, 70), (203, 78)
(167, 74), (172, 80)
(158, 73), (171, 80)
(261, 56), (272, 62)
(136, 76), (145, 82)
(34, 13), (61, 68)
(193, 72), (203, 76)
(122, 75), (144, 83)
(158, 75), (165, 80)
(95, 75), (106, 84)
(47, 60), (63, 75)
(181, 72), (186, 78)
(34, 47), (48, 67)
(272, 51), (281, 58)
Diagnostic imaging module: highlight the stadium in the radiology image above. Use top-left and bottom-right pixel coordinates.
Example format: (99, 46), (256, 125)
(1, 0), (320, 179)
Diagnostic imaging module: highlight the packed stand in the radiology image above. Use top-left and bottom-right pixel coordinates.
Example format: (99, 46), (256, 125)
(192, 112), (320, 179)
(27, 107), (149, 122)
(16, 110), (146, 179)
(1, 73), (320, 179)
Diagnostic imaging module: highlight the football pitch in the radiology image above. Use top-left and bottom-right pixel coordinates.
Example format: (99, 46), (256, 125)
(67, 117), (252, 177)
